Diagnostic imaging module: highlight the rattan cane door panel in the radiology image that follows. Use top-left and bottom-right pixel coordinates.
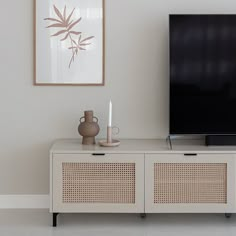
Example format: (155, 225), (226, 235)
(62, 162), (135, 204)
(145, 154), (235, 213)
(52, 154), (144, 213)
(154, 163), (227, 204)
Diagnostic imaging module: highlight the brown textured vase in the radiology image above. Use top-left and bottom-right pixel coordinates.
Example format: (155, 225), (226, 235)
(78, 111), (100, 145)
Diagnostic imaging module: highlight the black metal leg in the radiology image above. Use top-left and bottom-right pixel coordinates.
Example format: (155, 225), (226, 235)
(53, 213), (59, 227)
(225, 213), (232, 219)
(140, 213), (147, 219)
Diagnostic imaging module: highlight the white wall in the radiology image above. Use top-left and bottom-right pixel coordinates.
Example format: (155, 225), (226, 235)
(0, 0), (235, 194)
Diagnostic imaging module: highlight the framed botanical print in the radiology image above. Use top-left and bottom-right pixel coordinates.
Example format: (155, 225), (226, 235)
(34, 0), (105, 86)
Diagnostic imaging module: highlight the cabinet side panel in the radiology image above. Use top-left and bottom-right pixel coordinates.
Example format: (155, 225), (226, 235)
(49, 152), (53, 213)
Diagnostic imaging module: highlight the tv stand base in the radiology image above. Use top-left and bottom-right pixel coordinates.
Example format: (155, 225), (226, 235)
(205, 135), (236, 146)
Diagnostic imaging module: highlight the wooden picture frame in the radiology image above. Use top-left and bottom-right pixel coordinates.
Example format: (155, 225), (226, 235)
(34, 0), (105, 86)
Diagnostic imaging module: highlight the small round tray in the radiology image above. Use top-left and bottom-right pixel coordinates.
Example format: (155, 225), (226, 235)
(99, 140), (120, 147)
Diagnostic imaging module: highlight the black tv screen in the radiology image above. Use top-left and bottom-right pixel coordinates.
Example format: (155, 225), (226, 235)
(170, 14), (236, 135)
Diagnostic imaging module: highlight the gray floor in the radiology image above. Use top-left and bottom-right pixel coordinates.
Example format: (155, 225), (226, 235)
(0, 210), (236, 236)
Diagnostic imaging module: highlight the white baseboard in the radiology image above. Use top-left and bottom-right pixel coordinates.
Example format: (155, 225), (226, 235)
(0, 195), (49, 209)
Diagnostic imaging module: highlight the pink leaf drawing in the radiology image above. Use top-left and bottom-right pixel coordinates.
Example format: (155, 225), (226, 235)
(53, 5), (64, 22)
(61, 32), (70, 41)
(66, 8), (75, 25)
(44, 17), (62, 23)
(67, 18), (82, 31)
(52, 30), (68, 37)
(46, 23), (65, 28)
(80, 36), (95, 43)
(44, 5), (95, 69)
(70, 31), (81, 35)
(63, 6), (67, 20)
(80, 43), (91, 46)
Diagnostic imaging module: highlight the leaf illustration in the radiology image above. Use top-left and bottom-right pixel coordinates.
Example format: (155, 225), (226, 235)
(80, 36), (95, 43)
(45, 6), (81, 32)
(70, 31), (81, 35)
(67, 18), (81, 31)
(52, 29), (68, 37)
(66, 8), (75, 25)
(61, 32), (70, 41)
(46, 23), (65, 28)
(80, 43), (91, 46)
(44, 17), (62, 23)
(53, 5), (64, 22)
(45, 4), (95, 69)
(68, 20), (73, 26)
(63, 6), (66, 20)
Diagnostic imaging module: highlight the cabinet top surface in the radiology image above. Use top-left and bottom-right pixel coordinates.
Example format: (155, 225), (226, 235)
(50, 139), (236, 154)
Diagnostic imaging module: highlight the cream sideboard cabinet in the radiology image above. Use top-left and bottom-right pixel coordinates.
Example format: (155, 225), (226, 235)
(50, 139), (236, 226)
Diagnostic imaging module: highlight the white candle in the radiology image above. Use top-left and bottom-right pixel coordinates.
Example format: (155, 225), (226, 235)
(108, 100), (112, 127)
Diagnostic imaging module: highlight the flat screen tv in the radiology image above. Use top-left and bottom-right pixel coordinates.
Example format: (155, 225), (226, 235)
(170, 14), (236, 136)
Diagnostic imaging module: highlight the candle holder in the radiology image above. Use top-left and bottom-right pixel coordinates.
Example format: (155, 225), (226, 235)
(99, 126), (120, 147)
(107, 126), (112, 143)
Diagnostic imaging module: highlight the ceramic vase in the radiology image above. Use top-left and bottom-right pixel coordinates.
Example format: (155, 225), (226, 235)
(78, 111), (100, 145)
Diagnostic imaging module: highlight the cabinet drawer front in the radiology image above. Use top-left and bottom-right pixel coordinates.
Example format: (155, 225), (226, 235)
(52, 154), (144, 213)
(145, 154), (235, 213)
(62, 162), (135, 204)
(154, 162), (227, 204)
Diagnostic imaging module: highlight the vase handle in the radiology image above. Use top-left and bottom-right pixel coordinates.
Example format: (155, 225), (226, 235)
(80, 117), (85, 123)
(93, 117), (99, 123)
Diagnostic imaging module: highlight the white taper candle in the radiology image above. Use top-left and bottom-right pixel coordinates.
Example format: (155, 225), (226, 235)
(108, 100), (112, 127)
